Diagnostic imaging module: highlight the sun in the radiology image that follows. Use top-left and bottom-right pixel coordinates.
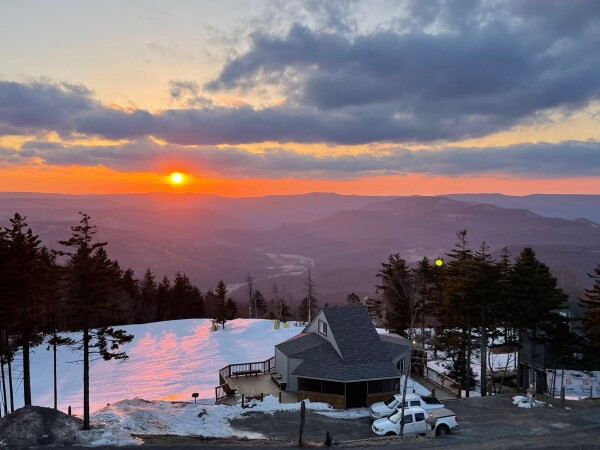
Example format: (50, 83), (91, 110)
(170, 172), (184, 184)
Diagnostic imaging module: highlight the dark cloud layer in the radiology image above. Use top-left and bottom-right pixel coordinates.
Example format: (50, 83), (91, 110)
(4, 139), (599, 179)
(1, 1), (599, 147)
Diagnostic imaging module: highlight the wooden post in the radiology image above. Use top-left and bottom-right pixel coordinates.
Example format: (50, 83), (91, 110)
(241, 394), (245, 408)
(68, 406), (71, 416)
(560, 386), (566, 408)
(299, 400), (306, 447)
(431, 388), (436, 398)
(324, 431), (332, 446)
(279, 391), (282, 403)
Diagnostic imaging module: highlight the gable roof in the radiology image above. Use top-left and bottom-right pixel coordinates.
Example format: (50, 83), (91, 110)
(276, 305), (410, 382)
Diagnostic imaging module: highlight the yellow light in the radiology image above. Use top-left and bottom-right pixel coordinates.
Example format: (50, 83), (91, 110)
(435, 258), (443, 267)
(170, 172), (184, 184)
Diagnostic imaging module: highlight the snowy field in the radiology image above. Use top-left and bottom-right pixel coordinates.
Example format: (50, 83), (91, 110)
(14, 319), (303, 416)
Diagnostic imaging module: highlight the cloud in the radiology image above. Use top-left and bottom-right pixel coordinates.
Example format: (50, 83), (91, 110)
(5, 139), (600, 179)
(2, 2), (600, 146)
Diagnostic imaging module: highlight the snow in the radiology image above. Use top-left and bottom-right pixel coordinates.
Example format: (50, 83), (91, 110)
(5, 318), (435, 446)
(16, 319), (302, 416)
(512, 395), (546, 409)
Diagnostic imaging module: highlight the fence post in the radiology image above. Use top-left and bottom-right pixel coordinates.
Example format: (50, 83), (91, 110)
(299, 400), (306, 447)
(242, 394), (245, 408)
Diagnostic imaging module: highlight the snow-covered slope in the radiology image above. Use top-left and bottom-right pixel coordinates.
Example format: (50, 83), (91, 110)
(16, 319), (302, 415)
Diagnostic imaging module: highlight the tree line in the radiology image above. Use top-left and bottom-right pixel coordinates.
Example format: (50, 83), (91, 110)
(0, 212), (245, 427)
(367, 229), (600, 396)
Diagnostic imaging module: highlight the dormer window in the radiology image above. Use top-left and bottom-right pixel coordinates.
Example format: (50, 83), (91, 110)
(318, 320), (327, 336)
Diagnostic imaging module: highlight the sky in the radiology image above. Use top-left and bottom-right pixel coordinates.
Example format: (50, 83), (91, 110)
(1, 0), (600, 196)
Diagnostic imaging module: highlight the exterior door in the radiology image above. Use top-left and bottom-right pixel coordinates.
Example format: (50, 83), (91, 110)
(346, 381), (368, 408)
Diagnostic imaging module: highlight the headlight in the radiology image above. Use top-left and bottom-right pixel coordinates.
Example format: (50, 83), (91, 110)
(372, 411), (381, 418)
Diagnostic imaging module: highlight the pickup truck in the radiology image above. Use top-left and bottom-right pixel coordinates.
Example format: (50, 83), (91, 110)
(369, 393), (444, 419)
(371, 406), (459, 437)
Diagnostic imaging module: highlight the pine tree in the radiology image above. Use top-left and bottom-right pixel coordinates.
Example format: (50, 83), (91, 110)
(579, 263), (600, 369)
(346, 292), (361, 305)
(509, 247), (569, 390)
(140, 269), (157, 322)
(214, 280), (229, 329)
(376, 254), (414, 337)
(59, 213), (134, 430)
(2, 213), (49, 406)
(252, 290), (267, 318)
(155, 275), (171, 322)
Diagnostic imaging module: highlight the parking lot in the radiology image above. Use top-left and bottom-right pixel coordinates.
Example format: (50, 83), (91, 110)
(230, 394), (600, 449)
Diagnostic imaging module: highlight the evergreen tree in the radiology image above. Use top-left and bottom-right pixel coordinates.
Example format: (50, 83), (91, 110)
(2, 213), (48, 406)
(155, 275), (171, 322)
(252, 290), (267, 318)
(579, 263), (600, 369)
(140, 269), (157, 322)
(438, 230), (478, 393)
(226, 298), (238, 320)
(346, 292), (361, 305)
(213, 280), (229, 329)
(59, 213), (133, 430)
(376, 254), (414, 337)
(172, 272), (204, 319)
(509, 247), (569, 389)
(365, 296), (384, 323)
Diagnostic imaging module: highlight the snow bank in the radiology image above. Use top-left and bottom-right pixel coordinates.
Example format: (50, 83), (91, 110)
(90, 395), (342, 441)
(512, 395), (546, 409)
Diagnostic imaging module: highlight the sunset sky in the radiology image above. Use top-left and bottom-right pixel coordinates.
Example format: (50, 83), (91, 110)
(1, 0), (599, 196)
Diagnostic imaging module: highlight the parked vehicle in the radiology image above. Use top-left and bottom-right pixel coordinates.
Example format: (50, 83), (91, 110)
(371, 406), (459, 437)
(369, 393), (444, 419)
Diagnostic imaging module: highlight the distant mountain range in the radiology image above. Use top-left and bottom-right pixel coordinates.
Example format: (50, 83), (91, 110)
(1, 192), (599, 312)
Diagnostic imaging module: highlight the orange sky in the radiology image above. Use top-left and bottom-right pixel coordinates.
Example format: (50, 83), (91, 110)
(2, 165), (598, 196)
(2, 2), (600, 196)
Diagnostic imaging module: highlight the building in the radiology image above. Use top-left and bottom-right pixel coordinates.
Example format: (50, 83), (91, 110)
(274, 305), (411, 408)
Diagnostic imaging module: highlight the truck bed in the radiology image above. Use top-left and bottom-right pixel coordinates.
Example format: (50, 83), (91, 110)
(428, 407), (456, 419)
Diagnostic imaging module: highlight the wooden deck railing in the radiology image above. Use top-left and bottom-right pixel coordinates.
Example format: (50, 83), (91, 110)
(216, 357), (276, 402)
(423, 365), (462, 398)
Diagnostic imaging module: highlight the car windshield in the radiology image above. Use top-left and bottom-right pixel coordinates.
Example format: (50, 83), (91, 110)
(389, 411), (402, 424)
(384, 396), (399, 408)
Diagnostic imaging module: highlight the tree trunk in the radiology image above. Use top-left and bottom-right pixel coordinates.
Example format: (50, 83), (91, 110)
(480, 306), (487, 397)
(465, 327), (472, 398)
(5, 331), (14, 413)
(53, 331), (58, 410)
(83, 328), (90, 430)
(23, 340), (32, 406)
(1, 353), (8, 415)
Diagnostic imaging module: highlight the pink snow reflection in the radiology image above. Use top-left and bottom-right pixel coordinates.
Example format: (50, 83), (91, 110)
(27, 319), (302, 416)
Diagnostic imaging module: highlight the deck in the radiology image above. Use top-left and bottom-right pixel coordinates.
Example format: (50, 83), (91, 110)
(215, 357), (296, 405)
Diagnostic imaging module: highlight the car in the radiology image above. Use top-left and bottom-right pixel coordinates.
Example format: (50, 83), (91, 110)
(371, 406), (459, 437)
(369, 392), (444, 419)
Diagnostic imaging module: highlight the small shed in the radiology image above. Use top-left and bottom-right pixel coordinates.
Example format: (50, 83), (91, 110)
(274, 305), (410, 408)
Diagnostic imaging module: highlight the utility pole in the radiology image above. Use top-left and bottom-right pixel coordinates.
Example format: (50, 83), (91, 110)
(247, 273), (253, 318)
(307, 268), (314, 323)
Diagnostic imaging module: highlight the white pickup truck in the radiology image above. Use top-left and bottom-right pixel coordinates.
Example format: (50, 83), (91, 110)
(369, 393), (444, 419)
(371, 406), (459, 437)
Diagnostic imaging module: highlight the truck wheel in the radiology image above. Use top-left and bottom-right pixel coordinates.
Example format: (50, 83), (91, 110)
(385, 431), (396, 436)
(436, 424), (450, 436)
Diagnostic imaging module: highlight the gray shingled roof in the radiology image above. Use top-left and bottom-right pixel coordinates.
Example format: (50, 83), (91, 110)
(277, 305), (408, 382)
(275, 332), (328, 356)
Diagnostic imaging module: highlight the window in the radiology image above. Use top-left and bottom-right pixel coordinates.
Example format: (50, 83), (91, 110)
(318, 320), (327, 336)
(410, 400), (420, 407)
(401, 414), (413, 424)
(397, 358), (405, 374)
(369, 378), (399, 394)
(415, 413), (425, 422)
(299, 378), (321, 392)
(322, 380), (344, 395)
